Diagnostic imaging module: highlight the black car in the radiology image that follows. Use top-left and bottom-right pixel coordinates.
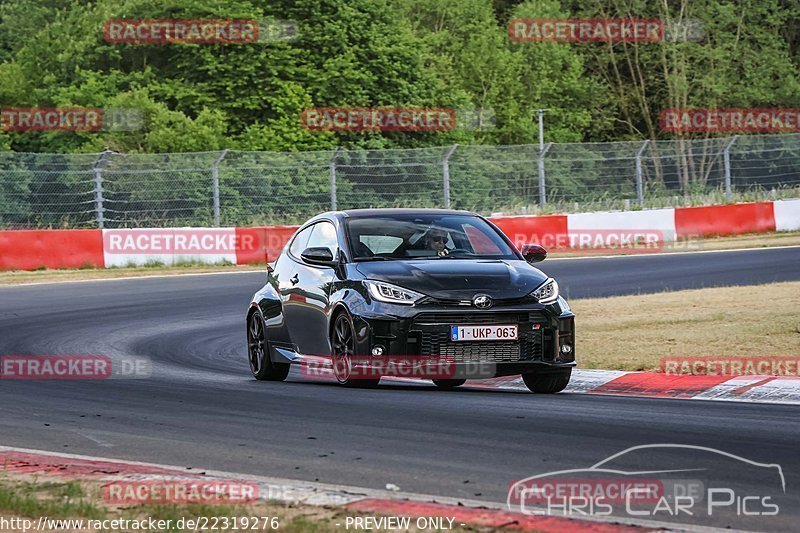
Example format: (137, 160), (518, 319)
(246, 209), (575, 393)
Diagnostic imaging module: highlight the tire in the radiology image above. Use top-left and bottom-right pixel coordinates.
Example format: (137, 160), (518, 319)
(522, 368), (571, 394)
(432, 379), (466, 389)
(247, 311), (290, 381)
(331, 312), (380, 388)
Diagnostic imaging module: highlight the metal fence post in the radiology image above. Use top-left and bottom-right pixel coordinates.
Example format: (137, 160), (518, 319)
(442, 144), (458, 208)
(329, 148), (340, 211)
(635, 140), (650, 206)
(92, 150), (112, 229)
(212, 149), (229, 227)
(538, 142), (552, 207)
(723, 136), (738, 200)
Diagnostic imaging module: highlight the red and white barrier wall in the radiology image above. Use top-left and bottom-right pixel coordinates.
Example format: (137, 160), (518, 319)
(0, 229), (104, 271)
(773, 198), (800, 231)
(101, 226), (299, 267)
(495, 199), (800, 250)
(1, 200), (799, 271)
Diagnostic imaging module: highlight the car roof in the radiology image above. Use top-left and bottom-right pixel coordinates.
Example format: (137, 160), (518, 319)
(338, 208), (475, 218)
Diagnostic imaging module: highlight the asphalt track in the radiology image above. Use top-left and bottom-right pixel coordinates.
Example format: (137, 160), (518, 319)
(1, 246), (799, 530)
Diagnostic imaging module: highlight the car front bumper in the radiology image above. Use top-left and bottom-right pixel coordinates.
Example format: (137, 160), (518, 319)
(350, 300), (575, 378)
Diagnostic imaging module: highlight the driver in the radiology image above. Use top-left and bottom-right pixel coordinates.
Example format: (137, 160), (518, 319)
(424, 229), (450, 257)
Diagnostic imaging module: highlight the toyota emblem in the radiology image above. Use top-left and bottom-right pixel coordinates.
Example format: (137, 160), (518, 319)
(473, 294), (493, 309)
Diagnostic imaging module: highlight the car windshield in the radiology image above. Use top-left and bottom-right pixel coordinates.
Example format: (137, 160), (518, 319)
(345, 214), (518, 261)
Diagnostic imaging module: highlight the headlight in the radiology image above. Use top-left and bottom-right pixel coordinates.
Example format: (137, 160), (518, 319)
(363, 280), (424, 305)
(532, 278), (559, 304)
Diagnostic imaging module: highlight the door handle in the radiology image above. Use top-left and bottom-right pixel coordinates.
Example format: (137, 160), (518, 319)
(290, 273), (300, 285)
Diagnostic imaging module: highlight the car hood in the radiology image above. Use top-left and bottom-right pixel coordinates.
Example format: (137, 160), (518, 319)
(355, 259), (548, 300)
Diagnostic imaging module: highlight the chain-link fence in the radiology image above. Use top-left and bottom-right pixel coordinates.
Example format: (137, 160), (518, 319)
(2, 134), (799, 229)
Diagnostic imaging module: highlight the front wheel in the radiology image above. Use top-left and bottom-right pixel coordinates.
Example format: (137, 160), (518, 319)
(522, 368), (571, 394)
(331, 313), (379, 388)
(432, 379), (466, 389)
(248, 311), (290, 381)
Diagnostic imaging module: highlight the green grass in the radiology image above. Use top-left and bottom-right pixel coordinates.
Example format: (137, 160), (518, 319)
(0, 476), (486, 533)
(287, 515), (338, 532)
(574, 281), (800, 371)
(116, 258), (235, 269)
(0, 478), (105, 519)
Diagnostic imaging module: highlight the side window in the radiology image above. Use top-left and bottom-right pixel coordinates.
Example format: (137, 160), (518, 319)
(306, 221), (339, 256)
(289, 225), (314, 258)
(463, 223), (503, 254)
(359, 235), (403, 255)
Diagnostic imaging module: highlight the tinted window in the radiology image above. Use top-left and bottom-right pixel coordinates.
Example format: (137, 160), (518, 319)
(463, 222), (504, 254)
(359, 235), (404, 255)
(289, 225), (314, 258)
(306, 221), (339, 256)
(346, 214), (516, 260)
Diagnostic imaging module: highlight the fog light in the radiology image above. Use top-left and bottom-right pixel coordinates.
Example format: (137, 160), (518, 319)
(371, 345), (385, 356)
(561, 344), (572, 354)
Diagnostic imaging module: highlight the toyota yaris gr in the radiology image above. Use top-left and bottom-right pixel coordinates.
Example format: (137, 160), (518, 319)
(246, 209), (575, 393)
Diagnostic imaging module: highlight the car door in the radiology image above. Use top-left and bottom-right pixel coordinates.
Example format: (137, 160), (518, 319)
(283, 221), (340, 356)
(274, 224), (313, 349)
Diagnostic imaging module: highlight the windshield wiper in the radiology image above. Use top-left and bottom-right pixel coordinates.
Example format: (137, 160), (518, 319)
(355, 256), (392, 261)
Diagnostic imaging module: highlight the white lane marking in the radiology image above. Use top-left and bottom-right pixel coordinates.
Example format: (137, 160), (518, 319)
(390, 369), (800, 405)
(75, 431), (114, 448)
(0, 269), (263, 288)
(561, 369), (628, 392)
(294, 367), (800, 405)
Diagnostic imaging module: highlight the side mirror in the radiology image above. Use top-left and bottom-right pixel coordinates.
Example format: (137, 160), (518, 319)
(521, 243), (547, 263)
(301, 246), (336, 266)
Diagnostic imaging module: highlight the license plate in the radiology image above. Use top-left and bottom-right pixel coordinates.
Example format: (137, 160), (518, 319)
(450, 324), (518, 342)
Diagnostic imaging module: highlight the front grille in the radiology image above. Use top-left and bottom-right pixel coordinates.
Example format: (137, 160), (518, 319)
(419, 332), (521, 362)
(411, 312), (544, 362)
(413, 312), (537, 325)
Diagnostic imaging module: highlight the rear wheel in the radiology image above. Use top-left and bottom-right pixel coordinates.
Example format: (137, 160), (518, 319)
(432, 379), (466, 389)
(331, 313), (379, 388)
(248, 311), (290, 381)
(522, 368), (571, 394)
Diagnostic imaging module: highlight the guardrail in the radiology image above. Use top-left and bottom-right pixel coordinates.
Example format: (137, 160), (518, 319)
(2, 200), (798, 271)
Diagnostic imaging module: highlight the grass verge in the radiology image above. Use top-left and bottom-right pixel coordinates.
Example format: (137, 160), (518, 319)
(0, 264), (260, 286)
(572, 281), (800, 371)
(0, 474), (485, 533)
